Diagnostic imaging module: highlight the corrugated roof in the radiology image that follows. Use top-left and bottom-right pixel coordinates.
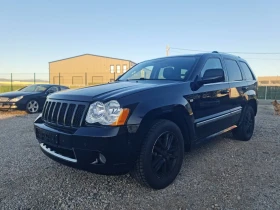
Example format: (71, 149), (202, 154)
(49, 54), (136, 64)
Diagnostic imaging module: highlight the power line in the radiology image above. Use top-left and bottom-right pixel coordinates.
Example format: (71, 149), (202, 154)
(170, 47), (280, 55)
(170, 47), (209, 53)
(169, 48), (280, 60)
(240, 58), (280, 60)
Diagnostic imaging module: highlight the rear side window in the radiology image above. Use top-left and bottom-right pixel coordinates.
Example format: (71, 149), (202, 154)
(224, 59), (243, 81)
(239, 62), (254, 80)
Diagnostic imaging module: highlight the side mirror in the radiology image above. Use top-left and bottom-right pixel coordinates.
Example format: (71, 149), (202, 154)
(191, 68), (224, 91)
(199, 68), (224, 85)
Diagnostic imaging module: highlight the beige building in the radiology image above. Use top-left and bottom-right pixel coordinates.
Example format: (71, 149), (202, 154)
(49, 54), (136, 87)
(258, 76), (280, 86)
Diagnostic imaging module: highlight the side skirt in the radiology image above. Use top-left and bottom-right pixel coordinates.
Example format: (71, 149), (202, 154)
(193, 125), (237, 147)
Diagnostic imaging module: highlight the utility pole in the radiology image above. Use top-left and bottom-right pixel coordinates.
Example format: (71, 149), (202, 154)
(166, 45), (170, 56)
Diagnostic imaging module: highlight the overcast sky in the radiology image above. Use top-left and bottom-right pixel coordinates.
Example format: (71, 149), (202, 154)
(1, 0), (280, 80)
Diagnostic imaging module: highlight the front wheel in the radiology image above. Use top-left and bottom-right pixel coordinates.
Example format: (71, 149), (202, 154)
(232, 106), (255, 141)
(130, 119), (184, 189)
(26, 100), (40, 114)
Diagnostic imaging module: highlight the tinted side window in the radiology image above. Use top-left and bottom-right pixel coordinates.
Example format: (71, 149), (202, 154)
(239, 62), (254, 80)
(201, 58), (224, 80)
(224, 59), (243, 81)
(60, 86), (69, 90)
(48, 86), (59, 93)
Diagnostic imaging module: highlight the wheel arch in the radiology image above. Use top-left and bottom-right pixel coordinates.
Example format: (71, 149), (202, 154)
(135, 104), (196, 151)
(248, 99), (257, 116)
(245, 89), (258, 116)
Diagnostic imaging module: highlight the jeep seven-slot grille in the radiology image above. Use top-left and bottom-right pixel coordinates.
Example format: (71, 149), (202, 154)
(42, 100), (88, 128)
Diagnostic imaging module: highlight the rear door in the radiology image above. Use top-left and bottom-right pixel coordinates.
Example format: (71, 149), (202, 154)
(223, 58), (247, 123)
(191, 57), (232, 139)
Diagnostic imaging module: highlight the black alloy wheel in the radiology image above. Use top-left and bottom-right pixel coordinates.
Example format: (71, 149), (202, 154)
(151, 132), (179, 178)
(232, 105), (255, 141)
(244, 109), (254, 136)
(131, 119), (184, 189)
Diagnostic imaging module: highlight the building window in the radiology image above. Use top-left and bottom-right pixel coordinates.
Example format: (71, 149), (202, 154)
(117, 65), (121, 73)
(110, 65), (114, 73)
(123, 65), (127, 73)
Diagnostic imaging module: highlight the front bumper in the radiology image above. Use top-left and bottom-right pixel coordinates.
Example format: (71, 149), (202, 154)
(0, 101), (25, 110)
(34, 116), (139, 175)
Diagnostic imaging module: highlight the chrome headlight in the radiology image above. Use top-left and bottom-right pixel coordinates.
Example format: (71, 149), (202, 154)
(85, 100), (129, 126)
(9, 96), (23, 102)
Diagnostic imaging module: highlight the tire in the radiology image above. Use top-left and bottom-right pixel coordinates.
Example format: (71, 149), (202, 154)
(232, 106), (255, 141)
(130, 119), (184, 189)
(26, 100), (40, 114)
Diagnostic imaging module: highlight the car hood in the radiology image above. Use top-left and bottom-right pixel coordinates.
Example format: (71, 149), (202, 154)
(49, 80), (185, 102)
(0, 91), (39, 98)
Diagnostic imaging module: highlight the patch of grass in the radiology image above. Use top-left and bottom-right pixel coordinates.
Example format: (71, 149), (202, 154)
(0, 85), (27, 93)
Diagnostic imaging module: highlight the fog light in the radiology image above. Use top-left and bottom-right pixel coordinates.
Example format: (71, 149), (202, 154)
(99, 153), (106, 164)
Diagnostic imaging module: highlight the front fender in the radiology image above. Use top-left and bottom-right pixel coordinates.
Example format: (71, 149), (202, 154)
(122, 92), (196, 149)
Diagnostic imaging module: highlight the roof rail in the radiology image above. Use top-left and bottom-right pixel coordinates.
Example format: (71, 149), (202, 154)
(212, 51), (219, 53)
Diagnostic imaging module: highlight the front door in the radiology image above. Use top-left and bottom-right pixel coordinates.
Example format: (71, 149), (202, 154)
(189, 58), (232, 139)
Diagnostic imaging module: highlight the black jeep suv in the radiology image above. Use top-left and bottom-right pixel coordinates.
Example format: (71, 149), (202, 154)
(34, 52), (257, 189)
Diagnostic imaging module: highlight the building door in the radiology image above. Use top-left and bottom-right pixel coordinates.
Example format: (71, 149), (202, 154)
(92, 76), (103, 85)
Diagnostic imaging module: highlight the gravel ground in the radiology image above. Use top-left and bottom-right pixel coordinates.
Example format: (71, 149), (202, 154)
(0, 104), (279, 210)
(0, 110), (27, 119)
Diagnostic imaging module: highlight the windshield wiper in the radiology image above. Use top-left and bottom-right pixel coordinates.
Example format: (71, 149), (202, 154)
(128, 78), (147, 81)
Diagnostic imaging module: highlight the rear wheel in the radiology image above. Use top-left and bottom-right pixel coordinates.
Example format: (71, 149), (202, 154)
(26, 100), (39, 114)
(232, 106), (255, 141)
(130, 119), (184, 189)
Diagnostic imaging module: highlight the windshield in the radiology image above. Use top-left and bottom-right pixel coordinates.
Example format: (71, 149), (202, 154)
(20, 85), (49, 92)
(118, 57), (197, 81)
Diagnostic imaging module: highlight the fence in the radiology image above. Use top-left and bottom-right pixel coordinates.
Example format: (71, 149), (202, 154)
(0, 73), (49, 93)
(1, 73), (280, 100)
(48, 72), (116, 88)
(258, 86), (280, 100)
(0, 72), (110, 93)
